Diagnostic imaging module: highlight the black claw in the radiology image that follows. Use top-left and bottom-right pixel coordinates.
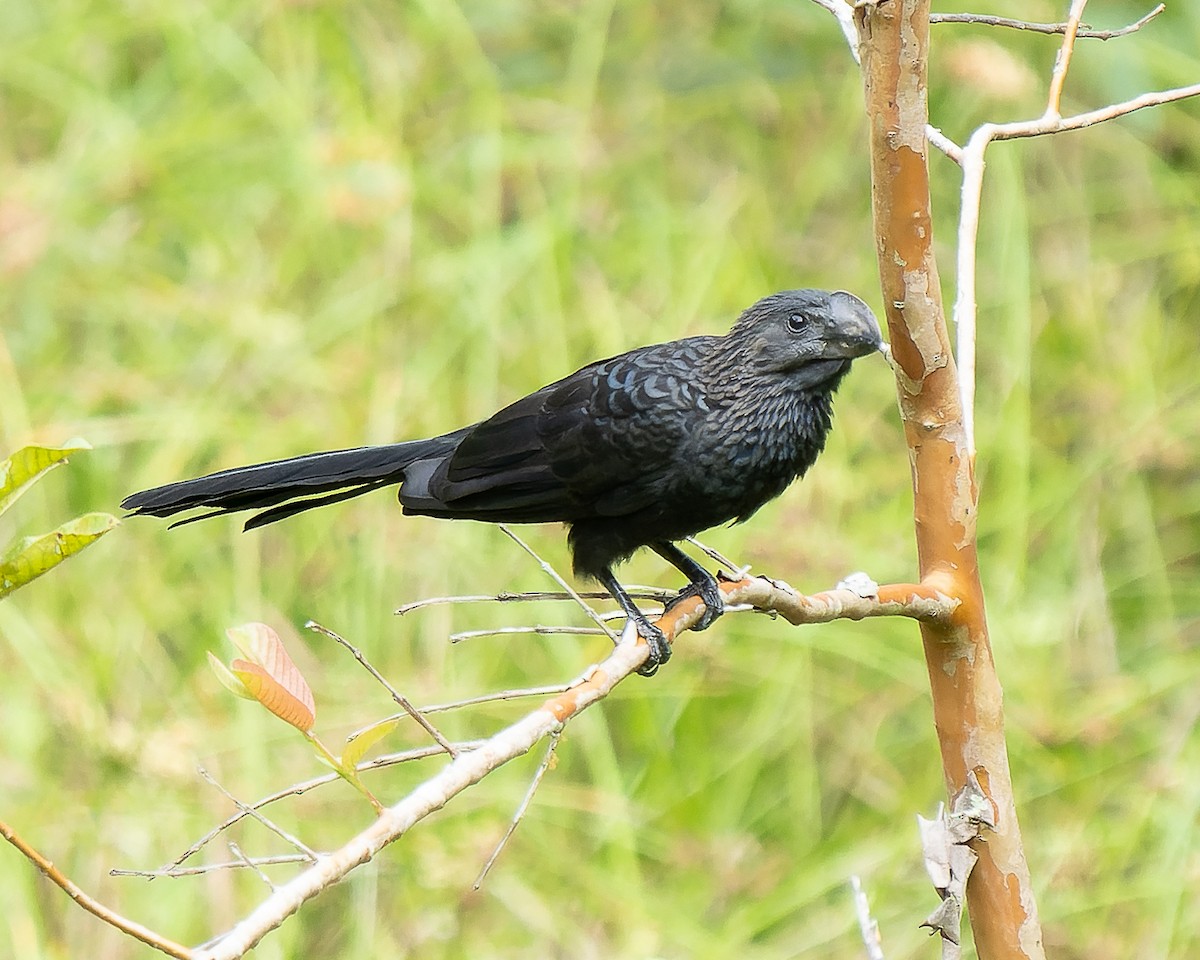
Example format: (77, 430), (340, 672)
(634, 618), (671, 676)
(597, 565), (673, 677)
(651, 540), (726, 632)
(666, 576), (726, 631)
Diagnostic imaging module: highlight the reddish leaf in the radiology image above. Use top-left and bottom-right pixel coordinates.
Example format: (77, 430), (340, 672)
(222, 623), (316, 732)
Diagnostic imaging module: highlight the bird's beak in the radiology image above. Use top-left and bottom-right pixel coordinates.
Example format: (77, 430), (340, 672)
(824, 291), (883, 359)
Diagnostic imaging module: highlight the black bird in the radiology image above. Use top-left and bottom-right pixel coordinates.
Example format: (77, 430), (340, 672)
(123, 289), (882, 674)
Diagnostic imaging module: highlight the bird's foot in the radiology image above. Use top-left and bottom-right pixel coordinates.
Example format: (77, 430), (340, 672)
(666, 577), (726, 632)
(633, 617), (672, 677)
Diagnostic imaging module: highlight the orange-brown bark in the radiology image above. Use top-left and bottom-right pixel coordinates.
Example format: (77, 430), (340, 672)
(855, 1), (1045, 957)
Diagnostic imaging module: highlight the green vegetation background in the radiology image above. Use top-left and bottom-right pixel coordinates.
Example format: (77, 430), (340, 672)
(2, 1), (1198, 957)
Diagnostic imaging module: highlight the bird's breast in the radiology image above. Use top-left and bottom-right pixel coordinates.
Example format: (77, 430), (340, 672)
(678, 387), (835, 524)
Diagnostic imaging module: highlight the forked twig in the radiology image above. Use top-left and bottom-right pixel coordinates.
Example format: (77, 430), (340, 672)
(811, 0), (1200, 456)
(497, 525), (620, 643)
(954, 76), (1200, 453)
(197, 767), (319, 863)
(150, 743), (485, 874)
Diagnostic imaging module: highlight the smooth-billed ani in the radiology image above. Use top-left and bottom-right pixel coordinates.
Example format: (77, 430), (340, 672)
(122, 289), (882, 674)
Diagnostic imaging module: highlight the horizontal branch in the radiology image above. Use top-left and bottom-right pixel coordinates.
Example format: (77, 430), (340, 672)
(113, 854), (315, 880)
(717, 577), (957, 629)
(990, 82), (1200, 140)
(930, 5), (1165, 41)
(193, 575), (956, 958)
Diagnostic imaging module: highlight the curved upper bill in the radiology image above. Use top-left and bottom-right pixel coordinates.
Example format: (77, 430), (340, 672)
(823, 290), (884, 360)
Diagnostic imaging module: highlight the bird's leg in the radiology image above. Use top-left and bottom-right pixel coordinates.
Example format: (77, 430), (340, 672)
(596, 567), (671, 676)
(651, 541), (725, 632)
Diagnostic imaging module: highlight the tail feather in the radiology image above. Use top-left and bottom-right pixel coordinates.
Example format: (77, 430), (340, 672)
(121, 437), (458, 529)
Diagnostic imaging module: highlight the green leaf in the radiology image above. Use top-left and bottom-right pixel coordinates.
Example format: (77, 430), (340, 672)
(0, 439), (93, 519)
(207, 651), (256, 700)
(341, 717), (403, 770)
(0, 512), (119, 600)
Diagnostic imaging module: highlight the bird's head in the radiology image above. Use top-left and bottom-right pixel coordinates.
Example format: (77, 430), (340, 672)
(726, 289), (884, 390)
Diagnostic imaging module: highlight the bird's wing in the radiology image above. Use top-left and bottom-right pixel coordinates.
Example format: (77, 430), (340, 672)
(408, 338), (715, 521)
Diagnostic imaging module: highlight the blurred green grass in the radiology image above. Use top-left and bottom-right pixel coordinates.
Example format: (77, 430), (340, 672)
(1, 1), (1199, 957)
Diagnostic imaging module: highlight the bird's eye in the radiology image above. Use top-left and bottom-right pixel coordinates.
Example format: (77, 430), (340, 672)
(786, 313), (807, 333)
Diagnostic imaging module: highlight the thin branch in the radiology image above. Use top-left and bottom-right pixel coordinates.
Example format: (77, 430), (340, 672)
(497, 525), (620, 642)
(992, 83), (1200, 141)
(418, 684), (574, 714)
(113, 855), (316, 879)
(930, 5), (1165, 41)
(307, 620), (459, 758)
(450, 624), (613, 643)
(1045, 0), (1089, 120)
(227, 842), (275, 891)
(152, 742), (485, 873)
(809, 0), (860, 62)
(359, 668), (616, 735)
(0, 818), (193, 960)
(926, 126), (964, 164)
(850, 875), (886, 960)
(190, 576), (956, 959)
(684, 536), (749, 578)
(395, 587), (672, 616)
(197, 767), (319, 863)
(473, 730), (560, 889)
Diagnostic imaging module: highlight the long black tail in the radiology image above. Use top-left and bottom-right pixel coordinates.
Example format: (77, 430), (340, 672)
(121, 434), (461, 530)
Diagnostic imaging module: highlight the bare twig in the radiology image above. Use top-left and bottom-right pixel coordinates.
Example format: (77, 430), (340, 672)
(197, 768), (319, 863)
(1045, 0), (1089, 120)
(930, 5), (1165, 41)
(395, 587), (672, 616)
(450, 624), (614, 643)
(850, 875), (886, 960)
(227, 842), (276, 891)
(112, 855), (316, 879)
(357, 669), (609, 735)
(0, 818), (193, 959)
(418, 684), (574, 714)
(926, 126), (964, 164)
(308, 620), (459, 758)
(359, 685), (579, 736)
(473, 730), (561, 889)
(153, 743), (485, 873)
(498, 525), (621, 643)
(988, 83), (1200, 142)
(809, 0), (860, 61)
(684, 536), (749, 578)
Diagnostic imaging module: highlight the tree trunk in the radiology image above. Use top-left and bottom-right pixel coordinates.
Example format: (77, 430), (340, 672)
(855, 2), (1046, 956)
